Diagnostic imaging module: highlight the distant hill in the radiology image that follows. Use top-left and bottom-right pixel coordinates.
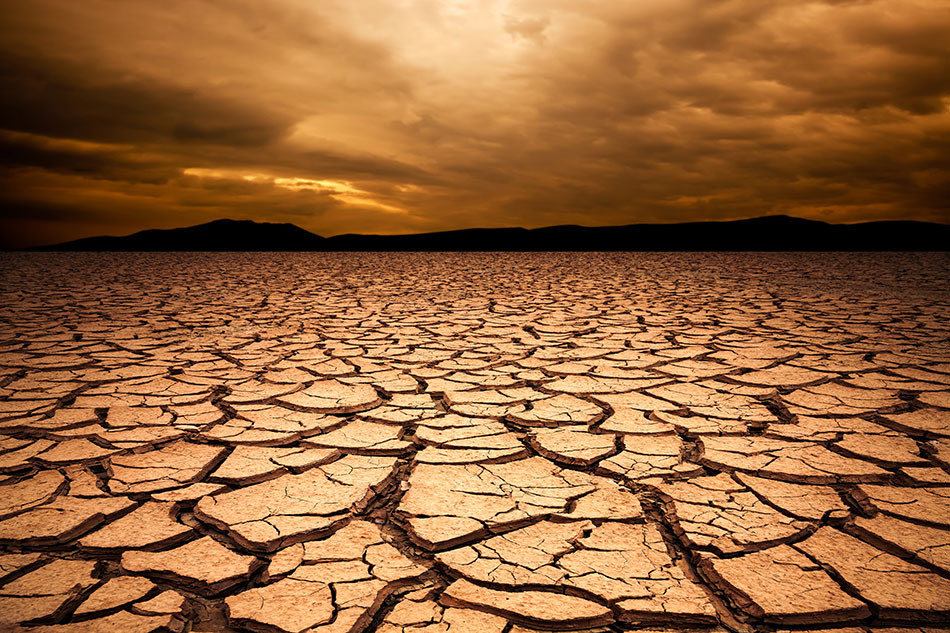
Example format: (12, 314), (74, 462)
(33, 219), (325, 251)
(28, 216), (950, 251)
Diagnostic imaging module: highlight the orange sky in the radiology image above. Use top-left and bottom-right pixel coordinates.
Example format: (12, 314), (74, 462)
(1, 0), (948, 247)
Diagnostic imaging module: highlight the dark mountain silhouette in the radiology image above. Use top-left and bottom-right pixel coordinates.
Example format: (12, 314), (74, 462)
(28, 216), (949, 251)
(31, 219), (325, 251)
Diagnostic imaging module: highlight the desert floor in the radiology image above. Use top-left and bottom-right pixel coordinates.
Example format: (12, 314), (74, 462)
(0, 252), (948, 633)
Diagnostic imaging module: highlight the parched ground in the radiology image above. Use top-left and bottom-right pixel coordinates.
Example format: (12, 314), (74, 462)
(0, 252), (949, 633)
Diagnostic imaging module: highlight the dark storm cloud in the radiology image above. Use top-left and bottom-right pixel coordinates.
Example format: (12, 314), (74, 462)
(0, 52), (292, 148)
(0, 0), (947, 247)
(0, 132), (182, 185)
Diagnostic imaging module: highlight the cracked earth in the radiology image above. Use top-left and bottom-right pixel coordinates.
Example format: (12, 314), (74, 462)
(0, 251), (948, 633)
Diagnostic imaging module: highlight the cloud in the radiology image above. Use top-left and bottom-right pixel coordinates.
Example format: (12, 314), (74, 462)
(0, 51), (293, 148)
(504, 14), (550, 41)
(0, 0), (947, 246)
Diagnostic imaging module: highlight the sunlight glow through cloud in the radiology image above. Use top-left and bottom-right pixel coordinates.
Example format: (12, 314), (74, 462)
(183, 168), (406, 214)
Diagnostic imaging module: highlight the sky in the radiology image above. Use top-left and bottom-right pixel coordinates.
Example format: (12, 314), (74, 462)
(1, 0), (948, 247)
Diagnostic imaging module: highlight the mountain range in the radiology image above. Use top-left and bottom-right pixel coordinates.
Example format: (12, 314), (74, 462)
(27, 216), (950, 251)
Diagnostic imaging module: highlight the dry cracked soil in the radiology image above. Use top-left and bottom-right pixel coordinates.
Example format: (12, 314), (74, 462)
(0, 251), (948, 633)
